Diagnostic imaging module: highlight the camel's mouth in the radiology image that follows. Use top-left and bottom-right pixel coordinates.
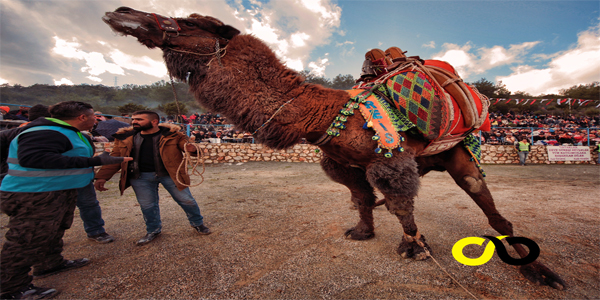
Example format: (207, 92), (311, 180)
(102, 8), (159, 48)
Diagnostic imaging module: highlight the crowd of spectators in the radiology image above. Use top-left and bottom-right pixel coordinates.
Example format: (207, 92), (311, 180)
(481, 112), (600, 146)
(162, 112), (227, 126)
(3, 107), (599, 146)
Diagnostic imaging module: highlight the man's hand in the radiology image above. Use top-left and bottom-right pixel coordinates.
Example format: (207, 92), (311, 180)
(97, 150), (133, 165)
(185, 143), (198, 153)
(94, 179), (108, 191)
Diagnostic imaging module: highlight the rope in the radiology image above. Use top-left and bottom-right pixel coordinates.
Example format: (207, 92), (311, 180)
(405, 232), (479, 300)
(424, 249), (479, 300)
(175, 142), (206, 187)
(252, 97), (296, 135)
(168, 72), (206, 187)
(168, 72), (183, 124)
(167, 44), (227, 57)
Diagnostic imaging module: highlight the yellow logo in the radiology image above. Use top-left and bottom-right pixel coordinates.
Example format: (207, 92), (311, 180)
(451, 235), (508, 266)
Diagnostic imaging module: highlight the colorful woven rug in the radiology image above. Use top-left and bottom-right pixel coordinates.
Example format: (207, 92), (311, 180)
(381, 70), (452, 140)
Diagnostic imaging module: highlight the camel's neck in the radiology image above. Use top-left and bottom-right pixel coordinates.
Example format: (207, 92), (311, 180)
(182, 34), (348, 149)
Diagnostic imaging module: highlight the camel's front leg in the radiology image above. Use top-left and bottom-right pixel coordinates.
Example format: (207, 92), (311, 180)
(321, 156), (377, 240)
(366, 158), (431, 260)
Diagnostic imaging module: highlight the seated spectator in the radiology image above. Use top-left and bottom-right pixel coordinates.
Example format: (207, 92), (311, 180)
(0, 106), (10, 120)
(3, 106), (29, 121)
(572, 131), (584, 145)
(487, 135), (501, 145)
(558, 132), (573, 145)
(191, 128), (206, 142)
(504, 133), (516, 145)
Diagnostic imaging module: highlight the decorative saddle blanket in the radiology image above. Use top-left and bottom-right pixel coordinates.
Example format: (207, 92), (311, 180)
(349, 60), (490, 157)
(324, 61), (490, 166)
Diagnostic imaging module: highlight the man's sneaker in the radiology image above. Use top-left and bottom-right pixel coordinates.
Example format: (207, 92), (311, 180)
(33, 258), (90, 278)
(194, 224), (212, 235)
(136, 231), (161, 246)
(87, 232), (115, 244)
(0, 284), (59, 299)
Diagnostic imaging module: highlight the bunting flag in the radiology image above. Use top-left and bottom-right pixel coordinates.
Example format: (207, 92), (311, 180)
(488, 98), (600, 107)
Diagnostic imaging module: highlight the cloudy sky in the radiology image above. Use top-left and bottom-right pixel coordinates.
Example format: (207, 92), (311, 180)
(1, 0), (599, 96)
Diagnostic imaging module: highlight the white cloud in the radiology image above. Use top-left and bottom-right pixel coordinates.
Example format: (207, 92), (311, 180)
(108, 49), (167, 78)
(233, 0), (340, 72)
(54, 78), (74, 85)
(308, 56), (330, 76)
(291, 32), (310, 47)
(497, 24), (600, 95)
(432, 41), (539, 79)
(52, 36), (125, 82)
(0, 78), (8, 85)
(432, 43), (476, 77)
(87, 76), (103, 82)
(335, 41), (354, 47)
(422, 41), (435, 49)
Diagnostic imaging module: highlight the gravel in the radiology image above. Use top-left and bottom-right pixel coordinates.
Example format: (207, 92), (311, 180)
(1, 162), (598, 299)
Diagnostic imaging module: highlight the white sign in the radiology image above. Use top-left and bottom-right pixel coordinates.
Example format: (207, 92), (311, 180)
(547, 146), (591, 161)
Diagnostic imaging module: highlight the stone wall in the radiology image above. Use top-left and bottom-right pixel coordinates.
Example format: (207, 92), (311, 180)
(480, 145), (598, 165)
(95, 142), (599, 165)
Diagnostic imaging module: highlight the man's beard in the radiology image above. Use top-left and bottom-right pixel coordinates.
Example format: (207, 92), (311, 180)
(133, 123), (154, 131)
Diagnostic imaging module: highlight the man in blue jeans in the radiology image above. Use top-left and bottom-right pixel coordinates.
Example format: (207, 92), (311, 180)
(78, 181), (115, 243)
(94, 110), (210, 246)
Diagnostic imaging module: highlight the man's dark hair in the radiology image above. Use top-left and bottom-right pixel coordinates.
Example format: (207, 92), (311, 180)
(49, 101), (93, 120)
(28, 104), (51, 121)
(132, 110), (160, 121)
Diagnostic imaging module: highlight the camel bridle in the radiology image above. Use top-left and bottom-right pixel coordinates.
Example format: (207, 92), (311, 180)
(152, 13), (228, 67)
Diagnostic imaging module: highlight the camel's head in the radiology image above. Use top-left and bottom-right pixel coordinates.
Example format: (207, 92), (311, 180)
(102, 7), (240, 52)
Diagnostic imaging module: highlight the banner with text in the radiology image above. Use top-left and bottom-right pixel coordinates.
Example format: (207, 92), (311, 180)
(547, 146), (591, 161)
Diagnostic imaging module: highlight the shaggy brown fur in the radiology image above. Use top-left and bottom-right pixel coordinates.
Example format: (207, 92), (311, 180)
(102, 7), (565, 290)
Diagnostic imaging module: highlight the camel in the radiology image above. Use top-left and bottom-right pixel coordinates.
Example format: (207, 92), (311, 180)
(102, 7), (565, 290)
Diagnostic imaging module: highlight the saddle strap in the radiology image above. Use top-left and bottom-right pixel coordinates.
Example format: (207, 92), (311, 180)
(426, 65), (478, 128)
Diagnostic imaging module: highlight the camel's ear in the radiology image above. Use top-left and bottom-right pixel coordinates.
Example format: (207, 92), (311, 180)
(218, 25), (240, 40)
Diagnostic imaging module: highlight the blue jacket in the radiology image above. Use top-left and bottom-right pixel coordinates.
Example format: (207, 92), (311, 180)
(1, 119), (99, 192)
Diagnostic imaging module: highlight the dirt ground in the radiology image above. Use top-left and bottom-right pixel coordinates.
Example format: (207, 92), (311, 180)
(1, 162), (598, 299)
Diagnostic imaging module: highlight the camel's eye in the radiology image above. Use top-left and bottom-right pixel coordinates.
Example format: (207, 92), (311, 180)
(183, 21), (196, 27)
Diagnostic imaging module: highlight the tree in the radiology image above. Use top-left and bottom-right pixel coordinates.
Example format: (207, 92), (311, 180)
(330, 74), (356, 90)
(118, 103), (149, 114)
(300, 70), (331, 87)
(469, 78), (511, 98)
(158, 102), (188, 118)
(470, 78), (496, 98)
(560, 82), (600, 100)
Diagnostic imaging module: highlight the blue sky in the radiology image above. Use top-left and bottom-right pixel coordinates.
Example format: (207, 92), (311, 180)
(1, 0), (599, 96)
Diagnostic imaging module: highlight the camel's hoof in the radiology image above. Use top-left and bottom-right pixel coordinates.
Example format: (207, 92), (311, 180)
(344, 227), (374, 240)
(397, 234), (431, 261)
(519, 261), (567, 290)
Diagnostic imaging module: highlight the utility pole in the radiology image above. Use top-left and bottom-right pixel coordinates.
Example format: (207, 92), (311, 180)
(114, 76), (118, 87)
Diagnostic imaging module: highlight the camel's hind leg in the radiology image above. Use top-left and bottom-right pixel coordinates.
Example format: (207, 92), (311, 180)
(366, 157), (431, 260)
(442, 145), (566, 289)
(320, 156), (376, 240)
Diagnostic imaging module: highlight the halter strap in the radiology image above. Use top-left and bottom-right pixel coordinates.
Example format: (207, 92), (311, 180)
(152, 13), (180, 32)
